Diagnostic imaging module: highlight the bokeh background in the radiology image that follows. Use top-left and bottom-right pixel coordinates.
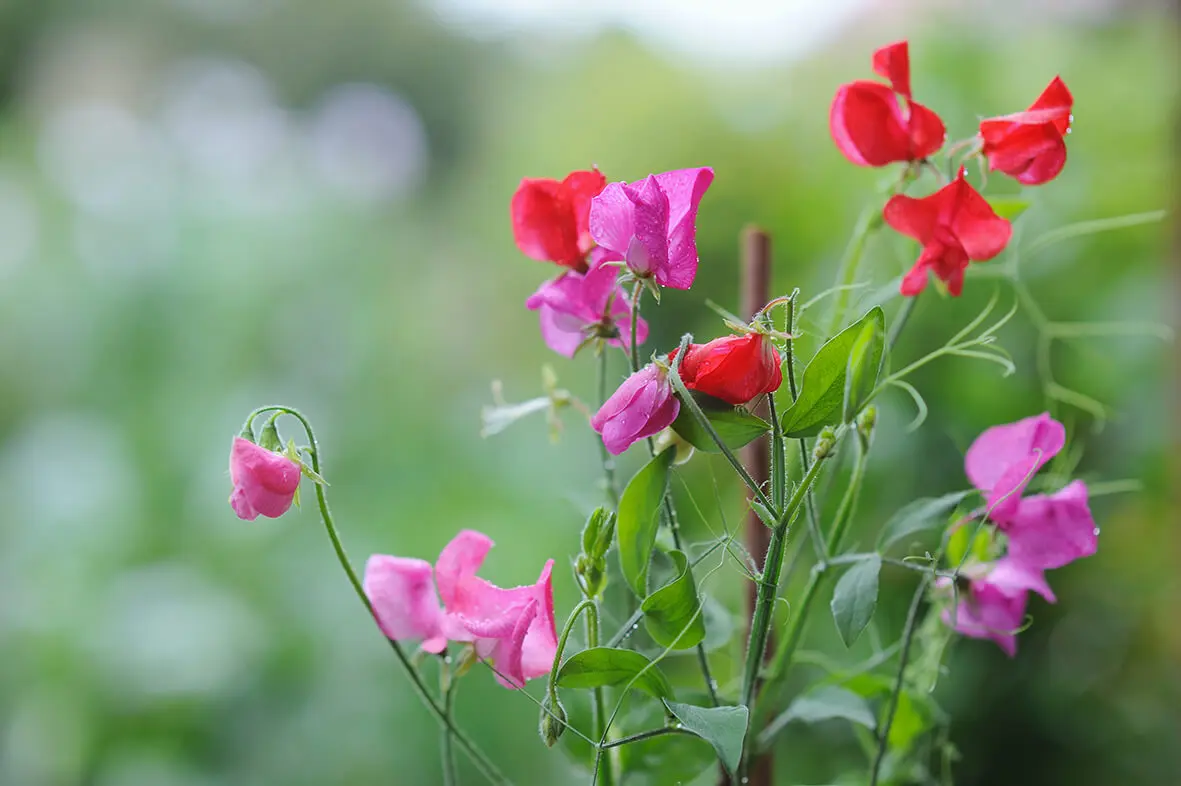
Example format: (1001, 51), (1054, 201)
(0, 1), (1176, 784)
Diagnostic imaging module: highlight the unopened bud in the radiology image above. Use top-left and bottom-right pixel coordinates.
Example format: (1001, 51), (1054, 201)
(813, 426), (837, 461)
(539, 693), (568, 747)
(258, 419), (283, 452)
(856, 406), (877, 450)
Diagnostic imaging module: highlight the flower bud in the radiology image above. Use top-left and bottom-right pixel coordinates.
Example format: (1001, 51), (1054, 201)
(857, 406), (877, 450)
(228, 436), (302, 521)
(813, 426), (837, 461)
(538, 693), (568, 747)
(667, 332), (783, 406)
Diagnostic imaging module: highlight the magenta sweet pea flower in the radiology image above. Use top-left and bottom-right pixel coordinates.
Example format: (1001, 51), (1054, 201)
(591, 363), (681, 455)
(1002, 479), (1097, 571)
(964, 412), (1065, 520)
(228, 436), (303, 520)
(588, 167), (714, 290)
(941, 556), (1052, 657)
(525, 255), (648, 357)
(363, 530), (557, 689)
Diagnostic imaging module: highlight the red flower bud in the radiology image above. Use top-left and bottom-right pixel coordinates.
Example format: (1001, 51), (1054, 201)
(510, 168), (606, 270)
(979, 77), (1073, 186)
(830, 41), (946, 167)
(670, 333), (783, 406)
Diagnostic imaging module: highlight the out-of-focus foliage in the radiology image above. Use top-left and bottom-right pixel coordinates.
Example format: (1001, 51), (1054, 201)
(0, 1), (1175, 784)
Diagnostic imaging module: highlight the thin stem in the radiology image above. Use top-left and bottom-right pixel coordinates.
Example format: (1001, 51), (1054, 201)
(601, 727), (696, 749)
(586, 602), (615, 786)
(740, 453), (830, 712)
(869, 575), (930, 786)
(887, 293), (918, 350)
(629, 281), (643, 375)
(442, 668), (458, 786)
(664, 497), (720, 707)
(762, 440), (870, 693)
(782, 291), (824, 560)
(828, 205), (879, 337)
(596, 349), (620, 508)
(241, 406), (511, 786)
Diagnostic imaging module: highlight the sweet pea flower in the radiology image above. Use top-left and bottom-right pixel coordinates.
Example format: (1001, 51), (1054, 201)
(591, 363), (680, 455)
(228, 436), (302, 521)
(980, 77), (1073, 186)
(830, 41), (946, 167)
(941, 563), (1037, 658)
(883, 169), (1012, 296)
(364, 530), (557, 689)
(965, 411), (1066, 521)
(669, 332), (783, 406)
(588, 167), (714, 290)
(511, 168), (606, 270)
(525, 256), (648, 357)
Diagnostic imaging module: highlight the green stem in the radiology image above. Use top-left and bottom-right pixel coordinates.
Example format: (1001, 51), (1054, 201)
(442, 668), (458, 786)
(740, 453), (830, 712)
(596, 349), (621, 508)
(869, 575), (930, 786)
(781, 292), (824, 559)
(828, 205), (880, 336)
(241, 406), (511, 786)
(601, 727), (696, 749)
(761, 440), (870, 695)
(887, 293), (918, 350)
(586, 602), (615, 786)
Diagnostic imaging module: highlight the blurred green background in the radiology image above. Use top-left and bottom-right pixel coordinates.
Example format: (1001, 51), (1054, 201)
(0, 1), (1176, 784)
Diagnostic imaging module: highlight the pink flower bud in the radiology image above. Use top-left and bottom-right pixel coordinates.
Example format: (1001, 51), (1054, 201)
(228, 436), (302, 521)
(591, 364), (681, 456)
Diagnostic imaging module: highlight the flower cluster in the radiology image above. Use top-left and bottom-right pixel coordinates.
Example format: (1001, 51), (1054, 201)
(943, 413), (1098, 655)
(831, 41), (1073, 296)
(510, 166), (713, 357)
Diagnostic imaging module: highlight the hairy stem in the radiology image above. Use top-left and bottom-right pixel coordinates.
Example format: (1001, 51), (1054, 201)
(441, 669), (458, 786)
(242, 406), (511, 786)
(586, 603), (615, 786)
(596, 349), (621, 507)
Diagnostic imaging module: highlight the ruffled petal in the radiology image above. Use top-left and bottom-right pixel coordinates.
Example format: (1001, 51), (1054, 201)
(964, 412), (1065, 499)
(435, 530), (494, 609)
(1005, 480), (1097, 571)
(363, 555), (444, 643)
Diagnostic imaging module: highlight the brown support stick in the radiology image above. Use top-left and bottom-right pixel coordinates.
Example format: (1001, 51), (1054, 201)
(721, 226), (774, 786)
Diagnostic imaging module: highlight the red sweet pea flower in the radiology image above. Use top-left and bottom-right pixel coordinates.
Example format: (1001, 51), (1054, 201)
(883, 169), (1012, 297)
(979, 77), (1073, 185)
(670, 332), (782, 406)
(830, 41), (946, 168)
(511, 169), (606, 270)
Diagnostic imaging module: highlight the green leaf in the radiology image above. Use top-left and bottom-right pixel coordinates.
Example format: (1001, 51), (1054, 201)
(877, 491), (973, 552)
(670, 398), (770, 453)
(946, 522), (994, 568)
(556, 647), (674, 701)
(750, 500), (777, 528)
(831, 554), (881, 647)
(773, 685), (877, 730)
(663, 701), (749, 777)
(617, 447), (675, 597)
(842, 315), (885, 422)
(886, 691), (931, 753)
(641, 550), (706, 650)
(781, 306), (885, 437)
(986, 196), (1032, 221)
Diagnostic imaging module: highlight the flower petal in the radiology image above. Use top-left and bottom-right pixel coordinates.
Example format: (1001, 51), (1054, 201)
(589, 182), (635, 257)
(964, 412), (1065, 499)
(1005, 480), (1097, 571)
(948, 174), (1012, 260)
(435, 529), (494, 609)
(830, 81), (912, 167)
(510, 178), (580, 266)
(363, 555), (444, 643)
(871, 40), (911, 97)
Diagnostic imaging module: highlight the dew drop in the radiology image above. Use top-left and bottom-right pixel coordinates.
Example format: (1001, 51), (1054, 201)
(1093, 527), (1100, 536)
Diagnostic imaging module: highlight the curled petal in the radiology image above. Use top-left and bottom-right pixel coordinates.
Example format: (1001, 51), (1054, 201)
(906, 99), (946, 160)
(871, 40), (911, 98)
(830, 81), (912, 167)
(435, 529), (494, 609)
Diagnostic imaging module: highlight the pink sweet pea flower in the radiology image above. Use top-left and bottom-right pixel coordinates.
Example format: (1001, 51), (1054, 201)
(964, 412), (1066, 521)
(363, 530), (557, 689)
(1002, 479), (1097, 571)
(883, 168), (1012, 297)
(228, 436), (303, 520)
(525, 255), (648, 357)
(591, 363), (681, 455)
(588, 167), (714, 290)
(942, 556), (1051, 656)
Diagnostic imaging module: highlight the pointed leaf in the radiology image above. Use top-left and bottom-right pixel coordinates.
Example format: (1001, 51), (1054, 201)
(842, 316), (885, 422)
(663, 701), (749, 777)
(671, 398), (770, 453)
(831, 554), (881, 647)
(557, 647), (674, 701)
(768, 685), (877, 733)
(641, 550), (706, 650)
(617, 447), (675, 597)
(877, 491), (973, 552)
(782, 306), (886, 437)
